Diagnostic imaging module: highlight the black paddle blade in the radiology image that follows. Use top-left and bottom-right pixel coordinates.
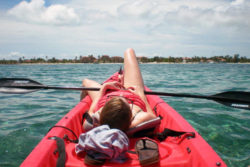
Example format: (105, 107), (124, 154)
(0, 78), (43, 94)
(213, 91), (250, 110)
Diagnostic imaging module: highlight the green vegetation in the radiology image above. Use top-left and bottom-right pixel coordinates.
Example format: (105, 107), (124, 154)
(0, 54), (249, 64)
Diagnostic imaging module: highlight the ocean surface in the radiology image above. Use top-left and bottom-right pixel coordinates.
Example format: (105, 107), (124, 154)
(0, 63), (249, 167)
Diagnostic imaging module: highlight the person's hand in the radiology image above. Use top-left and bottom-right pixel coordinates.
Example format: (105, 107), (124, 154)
(100, 81), (124, 95)
(118, 74), (124, 85)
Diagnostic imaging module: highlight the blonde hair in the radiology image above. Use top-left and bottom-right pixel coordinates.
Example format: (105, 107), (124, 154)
(100, 97), (132, 132)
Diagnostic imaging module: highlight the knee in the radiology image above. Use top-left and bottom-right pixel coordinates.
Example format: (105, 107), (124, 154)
(82, 79), (90, 86)
(124, 48), (136, 60)
(125, 48), (135, 54)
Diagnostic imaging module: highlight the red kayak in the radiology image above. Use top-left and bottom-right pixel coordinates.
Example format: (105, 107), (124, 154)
(21, 72), (226, 167)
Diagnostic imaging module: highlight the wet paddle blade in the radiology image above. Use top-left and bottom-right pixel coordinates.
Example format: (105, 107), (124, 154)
(212, 91), (250, 110)
(0, 88), (39, 94)
(0, 78), (44, 94)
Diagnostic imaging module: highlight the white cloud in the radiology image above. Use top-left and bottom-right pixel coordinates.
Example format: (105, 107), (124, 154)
(0, 0), (249, 59)
(118, 0), (156, 17)
(7, 0), (80, 25)
(6, 0), (250, 30)
(116, 0), (250, 30)
(0, 51), (25, 60)
(231, 0), (245, 6)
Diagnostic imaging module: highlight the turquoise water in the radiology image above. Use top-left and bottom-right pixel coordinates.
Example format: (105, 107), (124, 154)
(0, 64), (249, 167)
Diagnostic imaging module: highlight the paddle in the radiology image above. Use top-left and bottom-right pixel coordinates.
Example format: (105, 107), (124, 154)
(0, 78), (249, 110)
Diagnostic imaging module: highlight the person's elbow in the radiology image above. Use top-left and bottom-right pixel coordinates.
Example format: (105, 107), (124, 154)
(131, 112), (156, 128)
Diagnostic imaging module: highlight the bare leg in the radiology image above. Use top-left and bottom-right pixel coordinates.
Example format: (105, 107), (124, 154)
(81, 79), (101, 101)
(123, 48), (144, 93)
(123, 48), (155, 116)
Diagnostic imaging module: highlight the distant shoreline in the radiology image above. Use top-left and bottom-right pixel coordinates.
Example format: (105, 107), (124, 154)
(1, 54), (250, 64)
(1, 62), (250, 65)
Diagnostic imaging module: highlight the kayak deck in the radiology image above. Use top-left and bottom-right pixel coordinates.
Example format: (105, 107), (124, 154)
(21, 73), (226, 167)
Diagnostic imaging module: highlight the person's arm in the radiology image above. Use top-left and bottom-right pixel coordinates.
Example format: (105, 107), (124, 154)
(88, 91), (102, 115)
(130, 111), (156, 128)
(127, 87), (157, 128)
(88, 81), (123, 115)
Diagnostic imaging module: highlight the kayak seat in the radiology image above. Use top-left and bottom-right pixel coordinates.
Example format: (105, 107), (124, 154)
(126, 117), (161, 137)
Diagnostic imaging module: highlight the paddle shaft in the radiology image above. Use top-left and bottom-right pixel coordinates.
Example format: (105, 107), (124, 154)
(145, 91), (249, 104)
(10, 85), (101, 91)
(4, 85), (249, 104)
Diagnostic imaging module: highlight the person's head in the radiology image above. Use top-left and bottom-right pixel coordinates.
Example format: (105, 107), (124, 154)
(100, 97), (132, 132)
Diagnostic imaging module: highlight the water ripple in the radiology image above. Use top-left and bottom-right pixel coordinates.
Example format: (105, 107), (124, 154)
(0, 63), (249, 167)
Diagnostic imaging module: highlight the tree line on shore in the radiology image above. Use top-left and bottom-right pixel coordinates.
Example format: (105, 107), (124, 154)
(0, 54), (249, 64)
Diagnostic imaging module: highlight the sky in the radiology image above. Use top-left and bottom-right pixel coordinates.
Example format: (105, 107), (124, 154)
(0, 0), (250, 60)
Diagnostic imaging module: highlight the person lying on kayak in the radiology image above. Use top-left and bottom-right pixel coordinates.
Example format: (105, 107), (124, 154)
(81, 48), (157, 132)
